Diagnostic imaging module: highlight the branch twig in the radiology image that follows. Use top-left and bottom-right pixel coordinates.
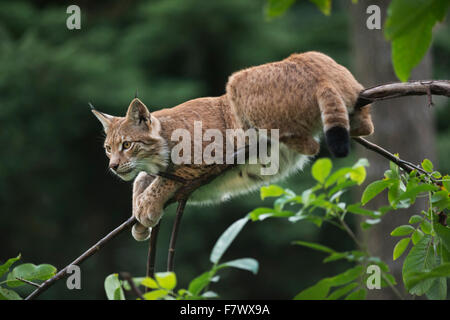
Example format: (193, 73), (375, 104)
(145, 222), (160, 284)
(16, 277), (40, 288)
(120, 272), (144, 300)
(355, 80), (450, 108)
(167, 200), (187, 272)
(25, 216), (136, 300)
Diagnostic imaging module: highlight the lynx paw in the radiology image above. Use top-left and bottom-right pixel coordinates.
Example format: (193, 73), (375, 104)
(134, 194), (163, 228)
(132, 223), (151, 241)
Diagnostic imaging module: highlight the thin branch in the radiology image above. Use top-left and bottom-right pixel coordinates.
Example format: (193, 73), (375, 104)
(167, 199), (187, 272)
(25, 216), (136, 300)
(120, 272), (144, 300)
(146, 222), (160, 283)
(353, 137), (446, 226)
(15, 277), (40, 288)
(352, 137), (415, 173)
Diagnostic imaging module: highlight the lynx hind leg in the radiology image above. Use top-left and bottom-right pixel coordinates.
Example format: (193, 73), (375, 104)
(350, 105), (374, 137)
(132, 172), (155, 241)
(280, 134), (320, 156)
(316, 84), (350, 158)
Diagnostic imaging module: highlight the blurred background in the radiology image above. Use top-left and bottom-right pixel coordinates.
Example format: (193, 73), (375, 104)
(0, 0), (448, 299)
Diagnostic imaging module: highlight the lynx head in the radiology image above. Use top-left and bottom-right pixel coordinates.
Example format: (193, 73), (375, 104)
(91, 98), (168, 181)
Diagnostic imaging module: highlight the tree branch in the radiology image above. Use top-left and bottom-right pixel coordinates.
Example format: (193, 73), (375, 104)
(167, 199), (187, 272)
(355, 80), (450, 108)
(25, 216), (136, 300)
(145, 222), (160, 285)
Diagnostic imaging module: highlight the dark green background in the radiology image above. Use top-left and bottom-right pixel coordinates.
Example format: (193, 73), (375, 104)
(0, 0), (448, 299)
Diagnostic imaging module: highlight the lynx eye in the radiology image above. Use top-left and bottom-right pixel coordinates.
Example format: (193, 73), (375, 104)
(105, 145), (111, 153)
(122, 141), (132, 150)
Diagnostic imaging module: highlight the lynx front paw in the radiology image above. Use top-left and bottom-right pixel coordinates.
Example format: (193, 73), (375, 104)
(134, 194), (163, 228)
(132, 223), (151, 241)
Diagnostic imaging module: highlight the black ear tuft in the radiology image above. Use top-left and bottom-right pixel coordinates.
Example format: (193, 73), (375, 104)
(325, 126), (350, 158)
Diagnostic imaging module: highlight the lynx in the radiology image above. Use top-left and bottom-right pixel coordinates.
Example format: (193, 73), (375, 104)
(92, 51), (374, 241)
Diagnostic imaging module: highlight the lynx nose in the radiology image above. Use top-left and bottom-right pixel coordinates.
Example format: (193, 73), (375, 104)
(109, 162), (119, 171)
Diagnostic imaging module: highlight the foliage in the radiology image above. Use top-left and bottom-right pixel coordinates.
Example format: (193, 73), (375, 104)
(0, 254), (57, 300)
(252, 157), (450, 299)
(105, 217), (258, 300)
(106, 158), (449, 300)
(385, 0), (450, 81)
(265, 0), (450, 82)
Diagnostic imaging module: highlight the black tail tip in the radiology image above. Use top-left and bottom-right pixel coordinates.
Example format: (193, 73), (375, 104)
(325, 126), (350, 158)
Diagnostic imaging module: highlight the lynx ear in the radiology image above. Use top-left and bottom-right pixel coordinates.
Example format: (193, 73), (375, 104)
(126, 98), (151, 128)
(90, 104), (114, 133)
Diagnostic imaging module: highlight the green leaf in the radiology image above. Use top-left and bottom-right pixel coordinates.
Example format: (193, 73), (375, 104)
(421, 159), (434, 172)
(155, 272), (176, 291)
(265, 0), (296, 19)
(201, 291), (219, 298)
(426, 277), (447, 300)
(345, 288), (367, 300)
(188, 271), (214, 296)
(325, 168), (352, 188)
(403, 235), (436, 295)
(361, 219), (382, 230)
(409, 215), (423, 224)
(411, 229), (425, 245)
(431, 171), (442, 179)
(248, 207), (294, 221)
(396, 184), (438, 204)
(143, 289), (168, 300)
(361, 180), (391, 205)
(6, 263), (57, 287)
(0, 254), (21, 278)
(0, 287), (22, 300)
(385, 0), (450, 81)
(274, 194), (301, 211)
(353, 158), (369, 168)
(311, 158), (332, 183)
(217, 258), (259, 275)
(293, 279), (330, 300)
(420, 220), (433, 235)
(435, 223), (450, 252)
(388, 179), (401, 207)
(442, 175), (450, 192)
(309, 0), (332, 15)
(326, 282), (359, 300)
(349, 166), (366, 185)
(294, 266), (363, 300)
(292, 241), (335, 254)
(104, 274), (125, 300)
(391, 225), (415, 236)
(327, 180), (357, 197)
(260, 185), (285, 200)
(210, 217), (249, 264)
(323, 252), (349, 263)
(393, 238), (411, 260)
(405, 263), (450, 289)
(141, 277), (159, 289)
(347, 203), (379, 218)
